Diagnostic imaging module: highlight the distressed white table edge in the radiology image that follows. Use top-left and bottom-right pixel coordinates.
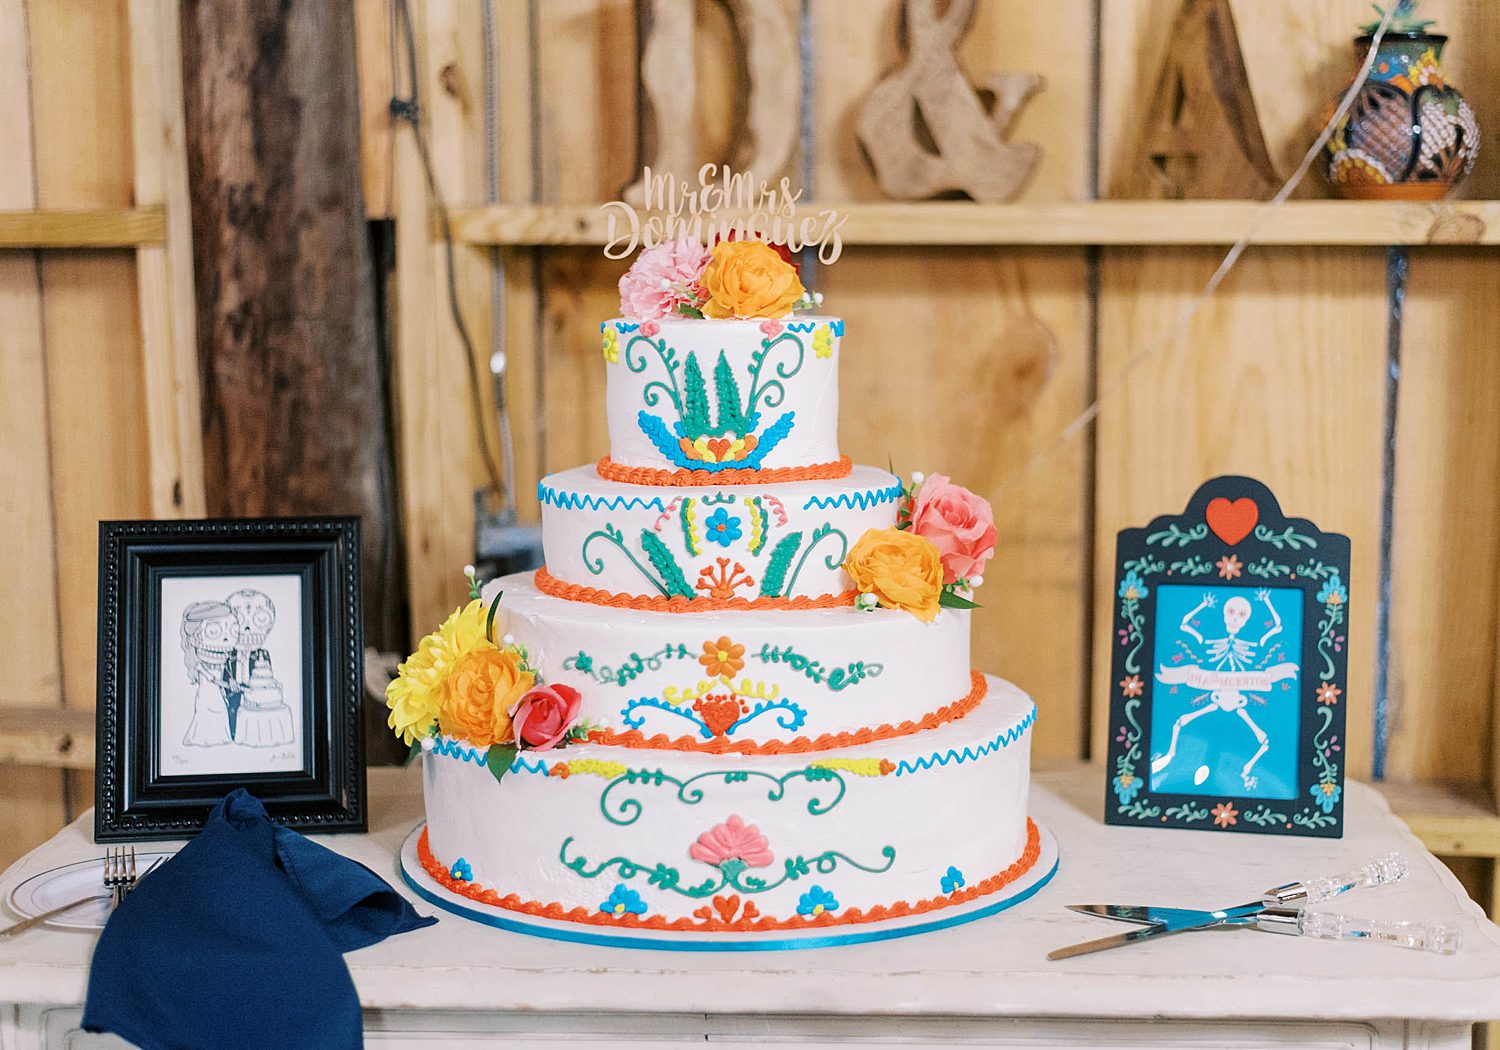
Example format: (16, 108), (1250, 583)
(2, 763), (1499, 1028)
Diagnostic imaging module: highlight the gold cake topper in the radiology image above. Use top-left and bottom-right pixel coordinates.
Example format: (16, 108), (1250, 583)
(602, 165), (847, 264)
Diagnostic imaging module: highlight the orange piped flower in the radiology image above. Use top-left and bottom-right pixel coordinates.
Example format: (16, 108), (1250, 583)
(696, 558), (755, 600)
(700, 241), (805, 319)
(699, 636), (746, 678)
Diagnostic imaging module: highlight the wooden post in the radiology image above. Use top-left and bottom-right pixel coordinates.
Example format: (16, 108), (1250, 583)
(180, 1), (403, 654)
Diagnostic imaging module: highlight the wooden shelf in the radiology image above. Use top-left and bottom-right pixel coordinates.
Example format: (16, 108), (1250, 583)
(0, 705), (94, 772)
(447, 200), (1500, 248)
(0, 206), (166, 248)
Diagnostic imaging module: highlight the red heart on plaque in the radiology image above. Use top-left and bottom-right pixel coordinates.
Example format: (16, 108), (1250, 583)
(1206, 497), (1258, 545)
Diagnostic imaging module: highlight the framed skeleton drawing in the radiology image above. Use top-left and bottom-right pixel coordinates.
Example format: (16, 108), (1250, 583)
(1104, 477), (1349, 837)
(95, 518), (366, 841)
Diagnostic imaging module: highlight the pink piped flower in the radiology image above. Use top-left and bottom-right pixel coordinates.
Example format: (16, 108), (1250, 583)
(908, 473), (998, 585)
(759, 318), (783, 337)
(689, 814), (773, 869)
(640, 320), (660, 337)
(618, 238), (711, 320)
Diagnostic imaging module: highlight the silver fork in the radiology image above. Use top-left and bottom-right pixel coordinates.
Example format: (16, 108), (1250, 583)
(0, 848), (154, 937)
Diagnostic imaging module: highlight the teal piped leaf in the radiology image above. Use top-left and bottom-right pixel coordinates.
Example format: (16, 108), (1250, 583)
(640, 529), (694, 597)
(681, 353), (711, 439)
(759, 531), (804, 598)
(713, 351), (750, 436)
(485, 742), (518, 786)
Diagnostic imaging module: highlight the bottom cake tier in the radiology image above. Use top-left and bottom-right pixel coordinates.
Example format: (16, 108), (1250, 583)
(409, 675), (1047, 945)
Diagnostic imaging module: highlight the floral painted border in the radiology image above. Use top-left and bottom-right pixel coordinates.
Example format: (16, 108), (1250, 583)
(1104, 477), (1350, 838)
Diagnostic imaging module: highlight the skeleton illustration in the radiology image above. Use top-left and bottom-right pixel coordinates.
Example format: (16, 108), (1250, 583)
(178, 587), (293, 749)
(1152, 589), (1299, 791)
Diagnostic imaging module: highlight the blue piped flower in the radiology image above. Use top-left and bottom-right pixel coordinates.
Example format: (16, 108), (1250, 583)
(796, 885), (839, 917)
(1310, 780), (1342, 814)
(600, 883), (647, 918)
(1113, 772), (1142, 804)
(940, 866), (966, 894)
(704, 507), (743, 547)
(1118, 570), (1148, 601)
(448, 857), (473, 882)
(1317, 573), (1347, 607)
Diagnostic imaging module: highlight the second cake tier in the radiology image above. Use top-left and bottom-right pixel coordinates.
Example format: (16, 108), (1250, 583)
(536, 464), (902, 607)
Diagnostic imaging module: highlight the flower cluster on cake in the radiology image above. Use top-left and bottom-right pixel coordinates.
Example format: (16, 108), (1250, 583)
(391, 231), (1048, 947)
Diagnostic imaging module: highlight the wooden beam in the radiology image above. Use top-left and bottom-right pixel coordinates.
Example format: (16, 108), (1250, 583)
(0, 207), (166, 248)
(0, 706), (95, 771)
(1380, 780), (1500, 859)
(445, 200), (1500, 248)
(128, 0), (206, 519)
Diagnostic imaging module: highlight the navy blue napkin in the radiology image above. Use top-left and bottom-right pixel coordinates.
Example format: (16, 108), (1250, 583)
(82, 790), (435, 1050)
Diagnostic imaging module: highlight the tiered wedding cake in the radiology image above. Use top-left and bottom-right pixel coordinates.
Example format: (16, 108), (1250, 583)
(393, 237), (1053, 948)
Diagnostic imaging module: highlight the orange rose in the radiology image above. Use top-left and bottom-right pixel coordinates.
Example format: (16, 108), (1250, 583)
(843, 528), (944, 623)
(438, 646), (534, 747)
(700, 241), (805, 319)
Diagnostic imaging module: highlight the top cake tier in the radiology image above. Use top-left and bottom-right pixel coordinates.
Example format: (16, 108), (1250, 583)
(601, 316), (844, 480)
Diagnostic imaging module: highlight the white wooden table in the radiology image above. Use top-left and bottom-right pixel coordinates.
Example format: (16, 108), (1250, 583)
(3, 764), (1499, 1049)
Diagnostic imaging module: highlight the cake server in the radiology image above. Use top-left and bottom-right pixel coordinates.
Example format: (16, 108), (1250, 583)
(1048, 852), (1461, 959)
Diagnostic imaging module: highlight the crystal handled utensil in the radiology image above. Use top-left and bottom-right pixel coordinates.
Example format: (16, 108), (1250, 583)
(1261, 851), (1408, 907)
(1257, 906), (1461, 953)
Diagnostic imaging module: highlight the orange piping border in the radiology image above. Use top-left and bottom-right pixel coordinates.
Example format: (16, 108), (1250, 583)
(535, 565), (856, 612)
(582, 671), (987, 755)
(418, 818), (1041, 934)
(596, 455), (854, 487)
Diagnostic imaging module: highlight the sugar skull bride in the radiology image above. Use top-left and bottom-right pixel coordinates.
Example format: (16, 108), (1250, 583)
(180, 588), (295, 749)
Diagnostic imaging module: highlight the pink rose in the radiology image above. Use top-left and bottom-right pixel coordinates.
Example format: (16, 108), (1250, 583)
(509, 683), (583, 751)
(618, 238), (711, 320)
(908, 473), (997, 584)
(640, 320), (660, 337)
(759, 319), (783, 337)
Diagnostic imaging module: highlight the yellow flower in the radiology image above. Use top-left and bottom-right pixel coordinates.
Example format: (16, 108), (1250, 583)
(439, 646), (533, 748)
(700, 241), (805, 319)
(601, 326), (619, 364)
(812, 324), (834, 359)
(385, 599), (491, 744)
(843, 527), (943, 623)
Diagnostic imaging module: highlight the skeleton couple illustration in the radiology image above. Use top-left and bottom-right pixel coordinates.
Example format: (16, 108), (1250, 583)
(1152, 588), (1300, 792)
(179, 589), (296, 749)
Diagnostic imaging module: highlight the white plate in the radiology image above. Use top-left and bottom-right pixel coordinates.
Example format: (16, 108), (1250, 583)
(7, 852), (174, 930)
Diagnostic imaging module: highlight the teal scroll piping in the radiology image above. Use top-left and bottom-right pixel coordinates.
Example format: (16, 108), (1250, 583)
(559, 838), (895, 899)
(598, 767), (849, 827)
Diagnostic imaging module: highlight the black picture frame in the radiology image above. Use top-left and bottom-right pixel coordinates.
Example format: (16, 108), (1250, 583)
(1103, 477), (1350, 838)
(95, 517), (366, 841)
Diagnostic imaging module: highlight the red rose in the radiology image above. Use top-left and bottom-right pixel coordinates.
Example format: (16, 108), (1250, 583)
(509, 683), (583, 751)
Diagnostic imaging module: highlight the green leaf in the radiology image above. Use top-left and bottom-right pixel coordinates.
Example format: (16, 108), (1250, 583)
(681, 353), (711, 437)
(485, 742), (518, 786)
(675, 303), (705, 319)
(939, 589), (982, 611)
(640, 529), (695, 597)
(485, 589), (504, 644)
(712, 351), (750, 436)
(404, 738), (424, 767)
(759, 531), (803, 597)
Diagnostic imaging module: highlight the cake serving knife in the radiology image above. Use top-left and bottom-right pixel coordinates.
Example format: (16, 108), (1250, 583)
(1048, 852), (1461, 960)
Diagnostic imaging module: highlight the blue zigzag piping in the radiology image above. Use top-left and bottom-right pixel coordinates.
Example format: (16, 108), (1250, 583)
(893, 705), (1038, 776)
(537, 483), (666, 513)
(803, 481), (903, 511)
(784, 319), (845, 336)
(607, 321), (640, 334)
(430, 737), (551, 775)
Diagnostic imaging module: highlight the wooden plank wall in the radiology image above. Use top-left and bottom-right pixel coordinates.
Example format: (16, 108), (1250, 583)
(2, 0), (1498, 876)
(378, 0), (1500, 796)
(0, 0), (150, 854)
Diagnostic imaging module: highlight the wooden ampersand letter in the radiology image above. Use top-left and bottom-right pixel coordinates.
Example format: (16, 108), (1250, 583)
(624, 0), (800, 205)
(857, 0), (1043, 202)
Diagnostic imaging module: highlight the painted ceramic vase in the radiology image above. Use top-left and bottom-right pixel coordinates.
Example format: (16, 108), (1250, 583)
(1324, 33), (1480, 199)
